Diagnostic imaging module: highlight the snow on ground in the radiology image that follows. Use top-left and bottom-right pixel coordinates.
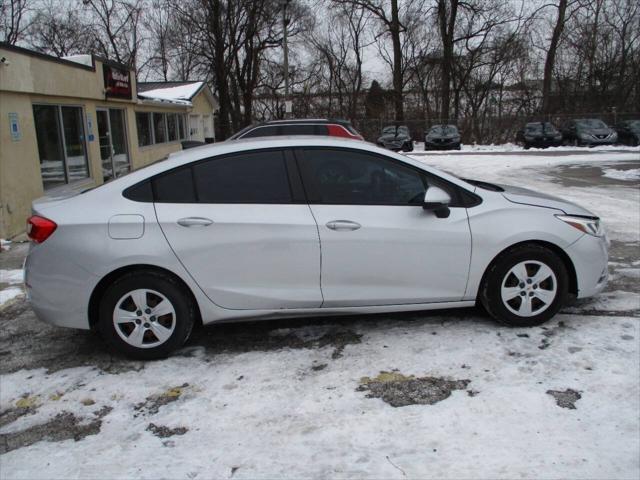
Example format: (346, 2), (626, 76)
(1, 314), (638, 480)
(408, 150), (640, 243)
(603, 167), (640, 181)
(412, 142), (640, 153)
(0, 150), (638, 479)
(0, 287), (22, 307)
(0, 270), (23, 285)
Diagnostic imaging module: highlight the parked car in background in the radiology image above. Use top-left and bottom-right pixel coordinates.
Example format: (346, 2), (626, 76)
(614, 120), (640, 146)
(228, 119), (364, 141)
(376, 125), (414, 152)
(424, 124), (461, 150)
(181, 140), (206, 150)
(25, 137), (608, 358)
(561, 119), (617, 147)
(516, 122), (563, 149)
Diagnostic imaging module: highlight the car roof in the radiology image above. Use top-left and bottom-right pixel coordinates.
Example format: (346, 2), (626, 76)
(257, 118), (353, 126)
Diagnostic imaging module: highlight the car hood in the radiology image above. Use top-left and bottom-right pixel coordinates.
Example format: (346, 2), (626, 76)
(378, 133), (409, 142)
(499, 184), (596, 216)
(579, 127), (613, 135)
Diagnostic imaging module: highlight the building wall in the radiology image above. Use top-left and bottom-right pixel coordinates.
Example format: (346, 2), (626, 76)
(0, 45), (218, 239)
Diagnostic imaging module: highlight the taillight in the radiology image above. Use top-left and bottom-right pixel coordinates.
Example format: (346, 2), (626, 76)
(27, 215), (57, 243)
(327, 124), (364, 140)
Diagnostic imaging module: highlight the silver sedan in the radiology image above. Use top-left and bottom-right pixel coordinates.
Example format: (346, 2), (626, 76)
(25, 137), (608, 358)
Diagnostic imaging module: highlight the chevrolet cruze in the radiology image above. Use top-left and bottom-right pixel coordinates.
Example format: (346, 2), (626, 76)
(25, 137), (608, 358)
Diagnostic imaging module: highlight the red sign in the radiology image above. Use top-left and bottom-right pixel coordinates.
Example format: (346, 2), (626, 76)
(103, 64), (131, 99)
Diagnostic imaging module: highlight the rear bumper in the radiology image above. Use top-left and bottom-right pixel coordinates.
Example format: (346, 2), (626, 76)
(565, 233), (609, 299)
(24, 243), (97, 330)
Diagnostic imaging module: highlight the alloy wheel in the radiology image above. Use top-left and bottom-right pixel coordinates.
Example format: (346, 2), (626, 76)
(500, 260), (557, 317)
(112, 288), (176, 348)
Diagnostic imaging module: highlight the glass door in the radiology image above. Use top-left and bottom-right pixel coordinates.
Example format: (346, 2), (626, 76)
(97, 108), (131, 182)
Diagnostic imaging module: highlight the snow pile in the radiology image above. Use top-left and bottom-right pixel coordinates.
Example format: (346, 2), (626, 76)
(138, 82), (203, 105)
(602, 167), (640, 181)
(61, 54), (93, 67)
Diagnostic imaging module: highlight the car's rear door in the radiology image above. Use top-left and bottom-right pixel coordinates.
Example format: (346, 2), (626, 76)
(154, 149), (322, 310)
(296, 147), (472, 307)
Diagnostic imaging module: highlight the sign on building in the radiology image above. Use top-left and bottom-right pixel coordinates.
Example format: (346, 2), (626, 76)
(103, 64), (132, 99)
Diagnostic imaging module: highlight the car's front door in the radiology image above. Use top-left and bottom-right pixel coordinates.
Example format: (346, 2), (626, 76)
(154, 149), (322, 310)
(296, 147), (472, 307)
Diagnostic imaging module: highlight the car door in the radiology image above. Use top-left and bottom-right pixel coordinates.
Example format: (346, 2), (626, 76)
(154, 149), (322, 310)
(296, 147), (472, 307)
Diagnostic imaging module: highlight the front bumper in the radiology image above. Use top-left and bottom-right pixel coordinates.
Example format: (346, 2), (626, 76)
(565, 233), (609, 299)
(580, 136), (616, 146)
(425, 140), (460, 150)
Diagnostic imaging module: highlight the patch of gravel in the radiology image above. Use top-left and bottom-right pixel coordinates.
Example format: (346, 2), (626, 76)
(0, 407), (111, 454)
(134, 384), (189, 416)
(547, 388), (582, 409)
(146, 423), (188, 438)
(357, 371), (471, 407)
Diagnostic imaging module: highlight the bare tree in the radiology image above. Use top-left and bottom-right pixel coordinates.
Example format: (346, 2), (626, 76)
(27, 1), (94, 57)
(1, 0), (30, 44)
(81, 0), (144, 69)
(333, 0), (417, 121)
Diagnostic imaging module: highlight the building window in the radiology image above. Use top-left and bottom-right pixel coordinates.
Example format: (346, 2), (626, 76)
(153, 113), (167, 143)
(136, 112), (153, 146)
(167, 114), (178, 142)
(33, 104), (89, 190)
(178, 115), (186, 140)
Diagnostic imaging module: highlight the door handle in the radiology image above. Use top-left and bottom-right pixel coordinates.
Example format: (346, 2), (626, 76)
(326, 220), (361, 231)
(177, 217), (213, 227)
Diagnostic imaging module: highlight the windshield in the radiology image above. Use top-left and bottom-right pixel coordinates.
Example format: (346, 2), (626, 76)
(525, 123), (558, 134)
(576, 119), (607, 129)
(429, 125), (458, 135)
(382, 126), (408, 135)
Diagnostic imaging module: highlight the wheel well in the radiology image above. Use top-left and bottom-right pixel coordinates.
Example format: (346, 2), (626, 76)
(88, 264), (203, 330)
(477, 240), (578, 300)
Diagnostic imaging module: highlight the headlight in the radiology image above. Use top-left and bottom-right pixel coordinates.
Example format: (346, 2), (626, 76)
(556, 214), (604, 237)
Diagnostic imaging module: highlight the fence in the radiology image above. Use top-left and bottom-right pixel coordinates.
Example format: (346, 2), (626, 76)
(350, 112), (640, 145)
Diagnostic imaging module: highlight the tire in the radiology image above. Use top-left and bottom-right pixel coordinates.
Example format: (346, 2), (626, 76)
(98, 270), (195, 359)
(480, 244), (569, 327)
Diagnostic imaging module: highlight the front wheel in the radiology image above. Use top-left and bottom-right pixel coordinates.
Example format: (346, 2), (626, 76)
(98, 270), (195, 359)
(480, 245), (568, 327)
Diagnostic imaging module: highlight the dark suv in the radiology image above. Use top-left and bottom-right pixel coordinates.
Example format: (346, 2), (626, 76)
(229, 119), (364, 141)
(516, 122), (563, 149)
(614, 120), (640, 146)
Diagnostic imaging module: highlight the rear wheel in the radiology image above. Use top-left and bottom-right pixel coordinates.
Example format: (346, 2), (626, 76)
(480, 245), (568, 327)
(98, 270), (195, 359)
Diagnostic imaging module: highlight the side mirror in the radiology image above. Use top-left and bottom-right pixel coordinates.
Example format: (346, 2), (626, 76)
(423, 186), (452, 218)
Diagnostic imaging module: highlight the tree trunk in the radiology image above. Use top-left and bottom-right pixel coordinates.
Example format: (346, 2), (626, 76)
(390, 0), (404, 121)
(437, 0), (458, 122)
(542, 0), (568, 114)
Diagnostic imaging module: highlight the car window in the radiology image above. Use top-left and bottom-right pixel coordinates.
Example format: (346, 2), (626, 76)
(153, 167), (197, 203)
(280, 124), (317, 136)
(193, 150), (292, 203)
(241, 125), (280, 138)
(299, 148), (428, 205)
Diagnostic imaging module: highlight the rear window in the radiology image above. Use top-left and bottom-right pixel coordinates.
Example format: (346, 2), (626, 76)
(193, 151), (291, 203)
